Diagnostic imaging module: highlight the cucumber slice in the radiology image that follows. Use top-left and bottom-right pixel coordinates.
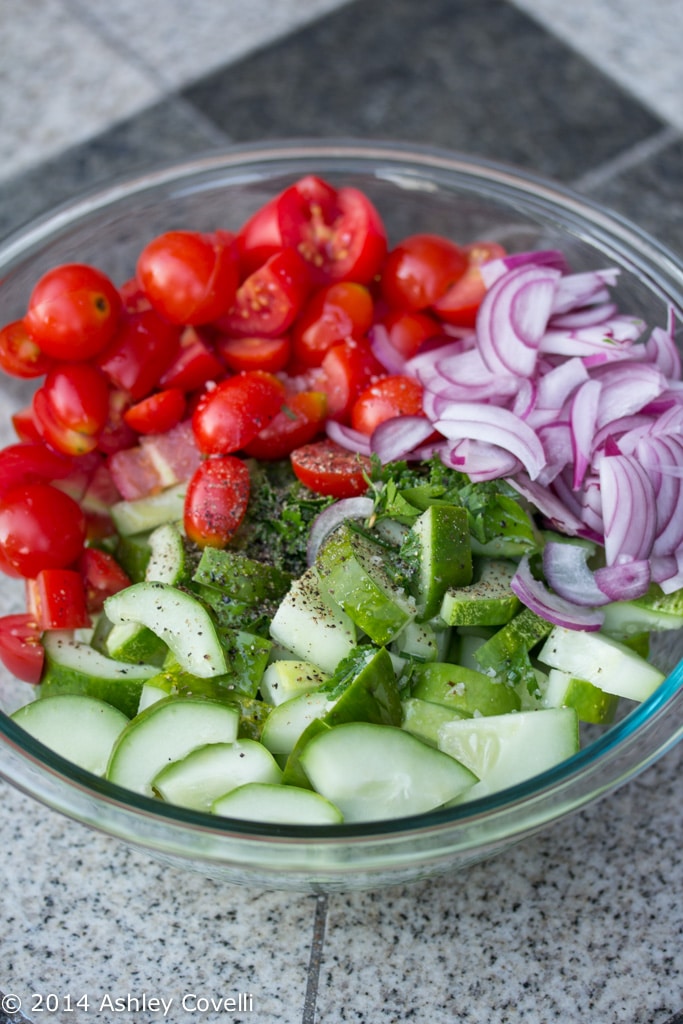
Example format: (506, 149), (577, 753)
(110, 483), (186, 537)
(300, 721), (477, 822)
(269, 566), (356, 674)
(261, 691), (334, 756)
(104, 620), (168, 666)
(145, 523), (190, 586)
(542, 668), (618, 724)
(40, 632), (160, 718)
(152, 739), (283, 812)
(400, 696), (467, 747)
(601, 599), (683, 639)
(438, 707), (579, 800)
(212, 783), (344, 825)
(107, 696), (240, 796)
(260, 660), (328, 706)
(440, 559), (520, 627)
(537, 626), (666, 702)
(404, 504), (472, 620)
(11, 694), (129, 776)
(410, 661), (521, 716)
(104, 581), (228, 678)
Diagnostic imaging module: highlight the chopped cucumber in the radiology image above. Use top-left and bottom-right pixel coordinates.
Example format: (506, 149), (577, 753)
(261, 691), (334, 756)
(11, 694), (129, 776)
(404, 504), (472, 619)
(260, 660), (328, 706)
(409, 661), (521, 716)
(110, 483), (186, 537)
(400, 696), (467, 748)
(212, 783), (344, 825)
(542, 668), (618, 724)
(152, 739), (283, 812)
(440, 559), (520, 626)
(145, 523), (190, 586)
(269, 566), (356, 674)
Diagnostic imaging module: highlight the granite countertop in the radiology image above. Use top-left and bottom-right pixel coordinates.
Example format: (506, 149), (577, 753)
(1, 2), (682, 1022)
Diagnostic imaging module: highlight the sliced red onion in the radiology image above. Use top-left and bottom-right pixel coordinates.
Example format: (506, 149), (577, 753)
(644, 323), (681, 379)
(511, 555), (604, 631)
(550, 301), (618, 330)
(306, 496), (375, 567)
(479, 249), (568, 288)
(551, 268), (620, 315)
(508, 474), (584, 535)
(477, 265), (560, 377)
(536, 421), (573, 485)
(325, 420), (372, 455)
(570, 378), (601, 489)
(636, 435), (683, 556)
(542, 540), (609, 605)
(593, 362), (667, 429)
(599, 453), (657, 565)
(593, 558), (651, 602)
(535, 356), (589, 410)
(540, 315), (645, 358)
(369, 323), (408, 374)
(433, 402), (546, 480)
(370, 415), (435, 464)
(445, 438), (522, 481)
(512, 377), (537, 420)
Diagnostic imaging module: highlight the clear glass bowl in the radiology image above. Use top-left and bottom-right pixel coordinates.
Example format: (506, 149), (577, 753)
(0, 140), (681, 892)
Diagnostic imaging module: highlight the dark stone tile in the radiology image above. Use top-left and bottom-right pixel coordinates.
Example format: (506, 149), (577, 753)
(182, 0), (664, 183)
(0, 99), (230, 241)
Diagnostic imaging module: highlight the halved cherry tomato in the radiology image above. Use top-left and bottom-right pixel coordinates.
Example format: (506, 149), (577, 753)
(26, 569), (91, 630)
(136, 230), (239, 325)
(351, 375), (425, 435)
(159, 325), (224, 393)
(432, 241), (507, 327)
(216, 334), (292, 374)
(192, 370), (286, 454)
(381, 309), (443, 360)
(41, 362), (110, 437)
(32, 389), (100, 457)
(0, 319), (55, 378)
(183, 456), (251, 548)
(11, 406), (42, 443)
(24, 263), (122, 361)
(243, 391), (327, 460)
(96, 309), (181, 400)
(78, 547), (131, 612)
(292, 282), (374, 367)
(381, 233), (468, 312)
(0, 443), (73, 500)
(216, 249), (310, 338)
(124, 389), (186, 435)
(319, 340), (383, 421)
(238, 175), (388, 285)
(0, 482), (86, 578)
(0, 613), (44, 684)
(290, 439), (371, 498)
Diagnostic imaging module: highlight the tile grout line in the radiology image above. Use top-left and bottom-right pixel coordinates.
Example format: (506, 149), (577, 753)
(301, 894), (329, 1024)
(571, 125), (682, 194)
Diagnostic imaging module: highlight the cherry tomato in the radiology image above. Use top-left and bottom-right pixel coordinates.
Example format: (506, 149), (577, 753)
(351, 375), (425, 435)
(217, 334), (292, 374)
(123, 389), (186, 435)
(32, 389), (99, 456)
(159, 325), (224, 393)
(95, 389), (138, 456)
(118, 277), (152, 313)
(11, 406), (42, 444)
(290, 439), (371, 498)
(183, 456), (251, 548)
(0, 443), (73, 500)
(41, 362), (110, 437)
(381, 233), (468, 312)
(292, 282), (374, 367)
(381, 309), (443, 360)
(0, 482), (86, 578)
(0, 614), (44, 684)
(24, 263), (122, 361)
(432, 241), (507, 327)
(216, 249), (310, 338)
(25, 569), (91, 630)
(96, 309), (181, 400)
(78, 548), (131, 612)
(0, 319), (55, 378)
(192, 370), (286, 454)
(243, 391), (327, 460)
(319, 340), (383, 421)
(238, 175), (388, 285)
(136, 230), (239, 325)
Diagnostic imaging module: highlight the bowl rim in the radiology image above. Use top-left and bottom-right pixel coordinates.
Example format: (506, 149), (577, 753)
(1, 138), (682, 858)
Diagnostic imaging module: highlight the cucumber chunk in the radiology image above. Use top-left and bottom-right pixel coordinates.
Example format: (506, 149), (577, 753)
(104, 581), (228, 678)
(400, 696), (467, 748)
(440, 559), (520, 627)
(261, 691), (334, 756)
(260, 660), (328, 706)
(212, 783), (344, 825)
(152, 739), (283, 812)
(300, 721), (477, 822)
(409, 661), (521, 716)
(11, 694), (129, 776)
(542, 668), (618, 724)
(404, 504), (472, 620)
(438, 707), (579, 800)
(107, 696), (240, 796)
(269, 566), (356, 674)
(145, 523), (190, 586)
(110, 483), (186, 537)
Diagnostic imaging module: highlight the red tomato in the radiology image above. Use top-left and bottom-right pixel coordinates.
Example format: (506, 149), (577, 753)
(381, 309), (443, 359)
(319, 340), (383, 421)
(11, 406), (42, 444)
(0, 614), (44, 684)
(243, 391), (327, 460)
(290, 439), (371, 498)
(217, 334), (292, 374)
(183, 456), (250, 548)
(0, 483), (86, 578)
(123, 389), (186, 435)
(96, 309), (181, 400)
(136, 230), (239, 325)
(0, 443), (73, 500)
(119, 277), (152, 313)
(41, 362), (110, 437)
(78, 548), (131, 612)
(32, 389), (99, 456)
(216, 249), (310, 338)
(381, 234), (468, 312)
(159, 325), (224, 393)
(24, 263), (122, 361)
(432, 241), (507, 327)
(351, 375), (425, 435)
(192, 370), (286, 454)
(292, 282), (374, 367)
(0, 319), (55, 378)
(95, 389), (138, 456)
(238, 175), (388, 285)
(25, 569), (91, 630)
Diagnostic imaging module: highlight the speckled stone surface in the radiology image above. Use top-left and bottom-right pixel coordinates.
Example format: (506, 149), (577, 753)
(1, 2), (682, 1022)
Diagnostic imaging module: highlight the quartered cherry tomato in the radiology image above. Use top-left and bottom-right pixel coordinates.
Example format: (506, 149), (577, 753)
(24, 263), (122, 361)
(183, 456), (251, 548)
(381, 233), (468, 312)
(96, 309), (181, 400)
(351, 375), (425, 435)
(0, 482), (86, 578)
(159, 325), (224, 393)
(136, 230), (239, 325)
(216, 334), (292, 375)
(290, 439), (371, 498)
(25, 568), (91, 630)
(0, 320), (55, 378)
(0, 613), (44, 684)
(432, 241), (507, 327)
(216, 249), (310, 338)
(192, 370), (286, 454)
(123, 389), (186, 435)
(41, 362), (110, 436)
(243, 390), (327, 460)
(78, 547), (131, 612)
(292, 282), (374, 367)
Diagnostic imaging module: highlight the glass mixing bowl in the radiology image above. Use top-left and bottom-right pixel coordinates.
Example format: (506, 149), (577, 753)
(0, 141), (681, 892)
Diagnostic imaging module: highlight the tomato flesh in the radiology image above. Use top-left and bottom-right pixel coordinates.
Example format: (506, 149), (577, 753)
(243, 390), (327, 460)
(26, 568), (91, 630)
(290, 439), (371, 498)
(0, 319), (55, 378)
(432, 241), (507, 327)
(216, 249), (310, 339)
(217, 334), (292, 375)
(292, 282), (374, 368)
(184, 456), (251, 548)
(0, 614), (44, 684)
(123, 389), (186, 435)
(381, 233), (468, 312)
